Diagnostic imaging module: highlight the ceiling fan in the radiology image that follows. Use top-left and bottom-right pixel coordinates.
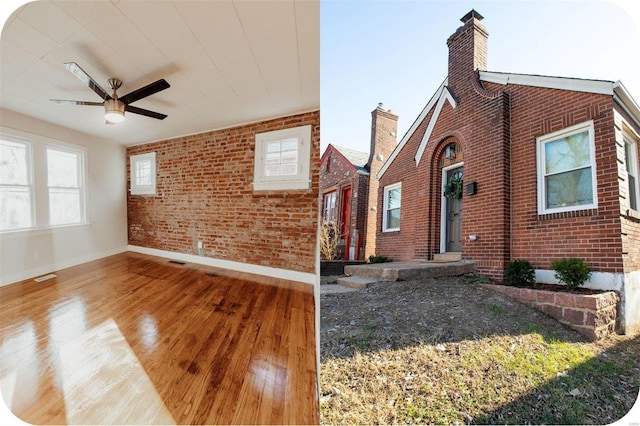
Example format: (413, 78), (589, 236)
(50, 62), (170, 123)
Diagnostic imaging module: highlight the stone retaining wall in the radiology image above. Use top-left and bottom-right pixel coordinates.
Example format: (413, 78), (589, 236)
(480, 284), (619, 340)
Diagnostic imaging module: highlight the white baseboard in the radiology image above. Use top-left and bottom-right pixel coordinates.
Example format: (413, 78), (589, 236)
(128, 245), (316, 286)
(0, 246), (128, 287)
(535, 269), (624, 291)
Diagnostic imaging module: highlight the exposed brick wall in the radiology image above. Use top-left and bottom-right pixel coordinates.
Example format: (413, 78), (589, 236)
(319, 145), (368, 259)
(127, 111), (319, 274)
(365, 105), (398, 258)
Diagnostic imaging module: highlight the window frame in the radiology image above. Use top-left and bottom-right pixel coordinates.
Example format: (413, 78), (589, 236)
(130, 152), (157, 196)
(46, 143), (86, 226)
(623, 127), (640, 211)
(253, 125), (312, 191)
(536, 120), (598, 215)
(0, 138), (34, 231)
(383, 182), (402, 232)
(322, 190), (337, 223)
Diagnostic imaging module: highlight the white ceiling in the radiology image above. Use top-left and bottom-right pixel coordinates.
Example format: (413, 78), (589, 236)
(0, 0), (319, 145)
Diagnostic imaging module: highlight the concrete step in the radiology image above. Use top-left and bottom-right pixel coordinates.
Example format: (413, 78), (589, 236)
(336, 276), (379, 289)
(344, 260), (475, 282)
(433, 252), (462, 262)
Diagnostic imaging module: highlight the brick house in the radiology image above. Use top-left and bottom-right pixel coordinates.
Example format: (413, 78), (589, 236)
(375, 10), (640, 334)
(320, 104), (398, 260)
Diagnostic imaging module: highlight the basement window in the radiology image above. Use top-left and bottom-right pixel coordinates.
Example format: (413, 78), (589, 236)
(383, 182), (401, 232)
(537, 121), (597, 215)
(130, 152), (156, 195)
(253, 125), (311, 191)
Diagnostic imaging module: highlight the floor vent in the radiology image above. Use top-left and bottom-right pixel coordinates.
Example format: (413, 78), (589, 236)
(206, 272), (219, 277)
(34, 273), (57, 282)
(168, 260), (186, 265)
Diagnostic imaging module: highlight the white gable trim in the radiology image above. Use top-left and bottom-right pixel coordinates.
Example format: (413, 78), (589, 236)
(377, 78), (447, 179)
(414, 86), (457, 166)
(479, 71), (614, 95)
(613, 81), (640, 129)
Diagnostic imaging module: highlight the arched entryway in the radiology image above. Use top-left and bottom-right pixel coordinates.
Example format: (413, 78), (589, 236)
(439, 141), (463, 253)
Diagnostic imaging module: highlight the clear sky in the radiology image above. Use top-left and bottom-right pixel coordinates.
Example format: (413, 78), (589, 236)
(321, 0), (640, 155)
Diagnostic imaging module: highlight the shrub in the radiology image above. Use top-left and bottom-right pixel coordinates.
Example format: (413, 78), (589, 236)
(368, 255), (393, 264)
(504, 259), (536, 287)
(320, 220), (340, 260)
(551, 258), (591, 290)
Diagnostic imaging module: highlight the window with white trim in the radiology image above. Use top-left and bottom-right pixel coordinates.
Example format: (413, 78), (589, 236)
(47, 146), (85, 225)
(130, 152), (157, 195)
(624, 129), (639, 211)
(537, 121), (597, 214)
(0, 139), (33, 230)
(322, 191), (337, 222)
(383, 182), (401, 232)
(253, 125), (311, 191)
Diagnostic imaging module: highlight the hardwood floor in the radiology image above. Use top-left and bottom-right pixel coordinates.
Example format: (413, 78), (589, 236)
(0, 252), (318, 424)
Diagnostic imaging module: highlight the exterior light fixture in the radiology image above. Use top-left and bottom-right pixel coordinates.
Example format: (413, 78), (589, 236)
(445, 144), (456, 160)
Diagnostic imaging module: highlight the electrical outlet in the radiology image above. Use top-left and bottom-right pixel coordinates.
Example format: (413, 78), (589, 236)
(197, 241), (203, 249)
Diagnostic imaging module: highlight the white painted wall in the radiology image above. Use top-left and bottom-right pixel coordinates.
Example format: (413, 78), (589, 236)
(0, 109), (128, 286)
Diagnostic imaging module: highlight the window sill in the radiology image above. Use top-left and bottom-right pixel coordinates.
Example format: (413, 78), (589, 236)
(537, 208), (598, 221)
(625, 209), (640, 221)
(0, 223), (92, 239)
(382, 228), (400, 233)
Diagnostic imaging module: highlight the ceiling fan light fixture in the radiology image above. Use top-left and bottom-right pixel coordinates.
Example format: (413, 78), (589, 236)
(104, 99), (125, 123)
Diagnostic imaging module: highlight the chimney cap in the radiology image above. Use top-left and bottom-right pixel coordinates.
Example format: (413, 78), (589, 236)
(460, 9), (483, 23)
(377, 102), (385, 109)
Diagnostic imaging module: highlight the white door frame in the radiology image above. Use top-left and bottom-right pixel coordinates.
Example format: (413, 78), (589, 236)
(440, 161), (464, 253)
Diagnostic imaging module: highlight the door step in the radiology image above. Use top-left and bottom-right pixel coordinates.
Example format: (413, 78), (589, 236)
(433, 252), (462, 262)
(336, 276), (379, 290)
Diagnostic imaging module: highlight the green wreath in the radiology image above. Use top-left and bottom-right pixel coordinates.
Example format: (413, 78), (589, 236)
(444, 176), (463, 199)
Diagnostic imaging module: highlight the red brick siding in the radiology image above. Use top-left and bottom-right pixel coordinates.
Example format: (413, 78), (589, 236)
(365, 107), (399, 258)
(319, 146), (368, 259)
(127, 111), (319, 274)
(503, 84), (623, 274)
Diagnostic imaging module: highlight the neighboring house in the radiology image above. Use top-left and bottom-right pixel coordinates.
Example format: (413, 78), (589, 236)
(376, 10), (640, 334)
(320, 104), (397, 260)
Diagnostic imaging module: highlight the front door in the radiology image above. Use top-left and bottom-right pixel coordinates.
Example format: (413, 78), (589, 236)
(445, 167), (463, 252)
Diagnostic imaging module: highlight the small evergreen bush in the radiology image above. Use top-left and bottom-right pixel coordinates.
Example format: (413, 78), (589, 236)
(504, 259), (536, 287)
(368, 255), (393, 264)
(551, 258), (591, 289)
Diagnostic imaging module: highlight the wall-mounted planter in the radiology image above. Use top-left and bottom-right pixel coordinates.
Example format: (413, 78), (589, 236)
(481, 284), (619, 340)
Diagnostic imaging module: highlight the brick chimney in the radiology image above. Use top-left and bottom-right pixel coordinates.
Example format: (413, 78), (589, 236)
(364, 102), (398, 258)
(447, 9), (488, 94)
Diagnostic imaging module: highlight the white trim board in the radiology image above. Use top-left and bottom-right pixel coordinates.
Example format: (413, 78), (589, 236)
(535, 269), (623, 291)
(377, 78), (448, 180)
(415, 86), (457, 166)
(479, 71), (614, 95)
(128, 245), (316, 286)
(0, 246), (128, 287)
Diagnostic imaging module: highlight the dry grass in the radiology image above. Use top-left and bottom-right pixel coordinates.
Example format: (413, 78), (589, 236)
(320, 276), (640, 424)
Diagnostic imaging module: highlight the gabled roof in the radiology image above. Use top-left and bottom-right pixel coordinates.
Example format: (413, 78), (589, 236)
(321, 143), (370, 174)
(377, 72), (640, 180)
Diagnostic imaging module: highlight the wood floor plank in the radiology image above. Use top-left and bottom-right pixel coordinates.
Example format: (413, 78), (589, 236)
(0, 252), (319, 424)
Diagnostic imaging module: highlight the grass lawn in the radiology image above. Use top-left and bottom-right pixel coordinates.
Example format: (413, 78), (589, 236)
(320, 276), (640, 424)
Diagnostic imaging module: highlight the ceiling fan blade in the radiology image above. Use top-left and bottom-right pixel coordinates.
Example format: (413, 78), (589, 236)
(119, 79), (170, 105)
(63, 62), (111, 101)
(125, 105), (167, 120)
(50, 99), (104, 106)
